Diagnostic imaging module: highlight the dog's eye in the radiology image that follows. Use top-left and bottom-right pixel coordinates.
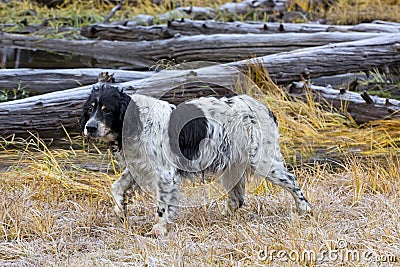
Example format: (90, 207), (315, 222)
(87, 106), (94, 113)
(103, 107), (113, 114)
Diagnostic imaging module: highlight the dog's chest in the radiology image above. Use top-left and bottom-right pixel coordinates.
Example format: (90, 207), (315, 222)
(119, 96), (175, 181)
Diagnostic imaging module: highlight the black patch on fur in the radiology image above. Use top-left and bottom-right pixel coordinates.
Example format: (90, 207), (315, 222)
(223, 97), (235, 107)
(79, 83), (134, 149)
(268, 109), (278, 126)
(157, 207), (165, 217)
(168, 103), (208, 161)
(238, 195), (244, 209)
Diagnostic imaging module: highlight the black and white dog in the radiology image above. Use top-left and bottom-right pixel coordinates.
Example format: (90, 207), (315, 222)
(80, 83), (311, 236)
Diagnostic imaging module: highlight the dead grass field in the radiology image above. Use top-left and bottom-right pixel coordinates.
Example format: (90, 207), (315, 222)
(1, 67), (399, 266)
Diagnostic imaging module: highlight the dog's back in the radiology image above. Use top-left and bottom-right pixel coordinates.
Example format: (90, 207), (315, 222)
(175, 95), (280, 174)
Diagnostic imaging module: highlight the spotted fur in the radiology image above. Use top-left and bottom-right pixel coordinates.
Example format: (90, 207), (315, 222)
(80, 83), (311, 237)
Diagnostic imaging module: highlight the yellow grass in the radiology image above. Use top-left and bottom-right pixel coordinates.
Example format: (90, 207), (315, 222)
(327, 0), (400, 24)
(0, 0), (232, 27)
(1, 65), (399, 265)
(0, 0), (399, 35)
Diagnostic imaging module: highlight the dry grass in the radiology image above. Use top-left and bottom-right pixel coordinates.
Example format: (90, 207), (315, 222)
(1, 66), (399, 266)
(0, 0), (232, 27)
(0, 0), (233, 38)
(327, 0), (400, 25)
(290, 0), (400, 23)
(1, 0), (399, 36)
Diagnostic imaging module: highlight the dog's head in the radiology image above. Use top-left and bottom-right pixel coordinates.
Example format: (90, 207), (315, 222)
(80, 83), (131, 147)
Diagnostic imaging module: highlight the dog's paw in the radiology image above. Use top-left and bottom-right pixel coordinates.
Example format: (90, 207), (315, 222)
(113, 204), (126, 218)
(145, 223), (168, 238)
(298, 201), (313, 216)
(221, 203), (236, 217)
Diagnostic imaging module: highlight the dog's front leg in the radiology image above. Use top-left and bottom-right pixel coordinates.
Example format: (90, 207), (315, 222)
(146, 172), (180, 237)
(111, 168), (136, 218)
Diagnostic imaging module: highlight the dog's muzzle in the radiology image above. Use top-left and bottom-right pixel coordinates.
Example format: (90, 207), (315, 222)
(84, 120), (98, 137)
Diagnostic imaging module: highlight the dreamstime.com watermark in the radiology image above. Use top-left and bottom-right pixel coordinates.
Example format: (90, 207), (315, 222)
(257, 240), (398, 264)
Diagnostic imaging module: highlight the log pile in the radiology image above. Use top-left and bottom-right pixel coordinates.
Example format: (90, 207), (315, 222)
(0, 69), (153, 94)
(0, 2), (399, 140)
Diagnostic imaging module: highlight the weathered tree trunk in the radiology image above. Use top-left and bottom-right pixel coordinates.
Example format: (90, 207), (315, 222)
(0, 31), (387, 70)
(236, 34), (400, 85)
(289, 82), (400, 123)
(0, 66), (242, 139)
(0, 34), (399, 138)
(81, 19), (400, 42)
(0, 45), (128, 69)
(311, 72), (400, 100)
(0, 68), (153, 94)
(311, 73), (369, 87)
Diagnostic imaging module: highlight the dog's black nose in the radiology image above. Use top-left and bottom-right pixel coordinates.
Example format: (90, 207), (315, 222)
(86, 122), (98, 134)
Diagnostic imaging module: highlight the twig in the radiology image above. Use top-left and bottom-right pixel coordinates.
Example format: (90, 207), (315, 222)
(103, 1), (122, 24)
(361, 91), (374, 104)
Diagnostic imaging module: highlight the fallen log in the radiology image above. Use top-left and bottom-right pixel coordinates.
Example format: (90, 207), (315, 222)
(0, 65), (242, 139)
(0, 68), (153, 94)
(239, 34), (400, 85)
(0, 31), (388, 70)
(0, 45), (130, 69)
(311, 73), (369, 87)
(289, 82), (400, 123)
(311, 72), (400, 100)
(81, 19), (400, 42)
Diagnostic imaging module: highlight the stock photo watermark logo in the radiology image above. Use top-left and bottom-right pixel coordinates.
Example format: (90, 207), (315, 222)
(257, 239), (398, 264)
(121, 61), (272, 208)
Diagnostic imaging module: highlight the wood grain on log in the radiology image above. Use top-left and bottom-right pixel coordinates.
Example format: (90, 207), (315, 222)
(237, 34), (400, 84)
(0, 31), (387, 70)
(311, 73), (368, 87)
(0, 68), (153, 94)
(80, 19), (400, 42)
(0, 66), (243, 139)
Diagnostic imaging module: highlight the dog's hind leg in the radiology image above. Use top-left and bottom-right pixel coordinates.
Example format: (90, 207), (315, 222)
(256, 159), (311, 214)
(111, 168), (137, 218)
(221, 163), (246, 215)
(268, 168), (311, 214)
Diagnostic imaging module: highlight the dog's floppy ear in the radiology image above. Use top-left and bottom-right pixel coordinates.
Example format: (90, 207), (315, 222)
(79, 97), (91, 135)
(117, 89), (132, 122)
(115, 89), (132, 150)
